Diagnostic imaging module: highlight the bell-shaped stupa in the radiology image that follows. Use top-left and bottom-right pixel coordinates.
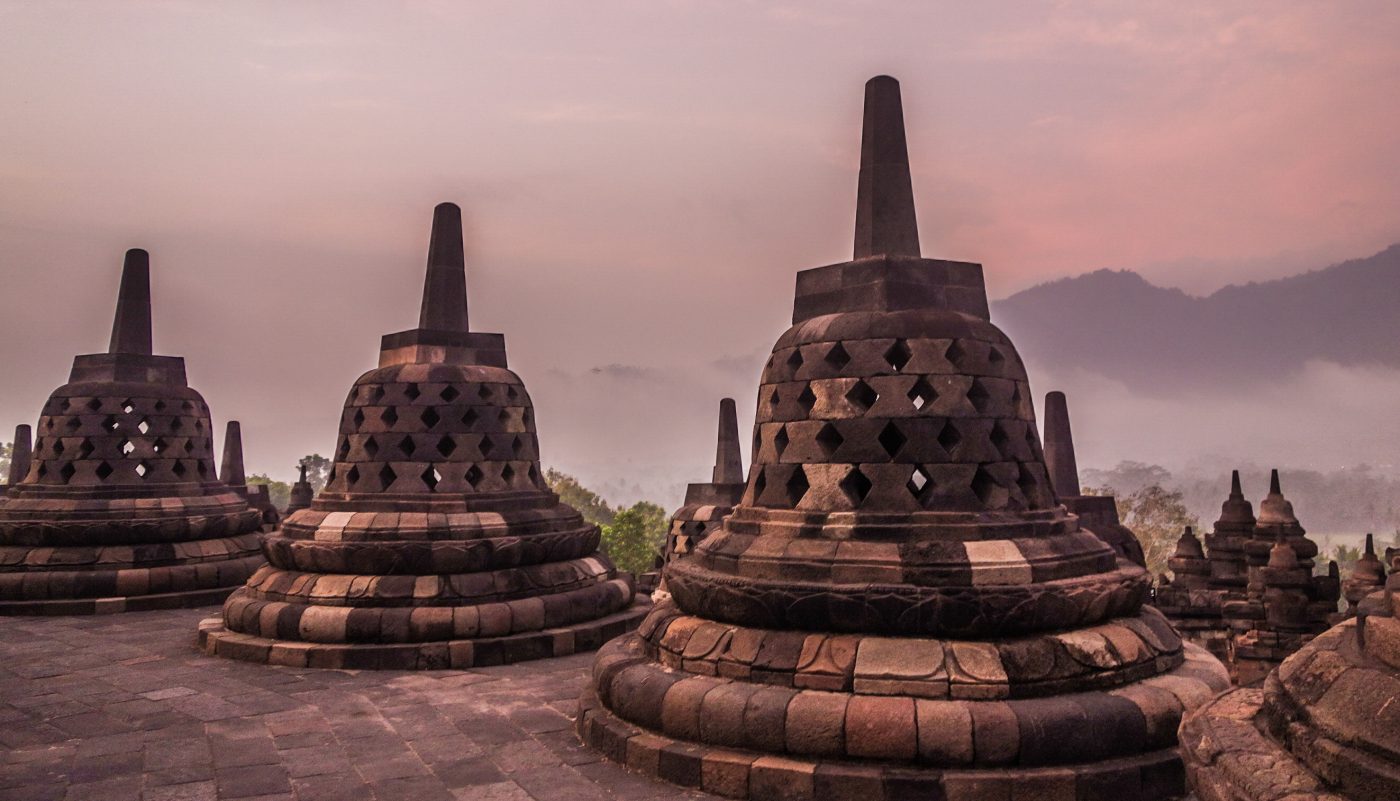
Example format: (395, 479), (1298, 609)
(663, 398), (746, 565)
(579, 76), (1229, 800)
(285, 461), (315, 515)
(199, 203), (648, 669)
(0, 250), (264, 614)
(220, 421), (279, 530)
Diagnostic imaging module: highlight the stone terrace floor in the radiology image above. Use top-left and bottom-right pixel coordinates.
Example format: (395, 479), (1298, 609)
(0, 606), (713, 801)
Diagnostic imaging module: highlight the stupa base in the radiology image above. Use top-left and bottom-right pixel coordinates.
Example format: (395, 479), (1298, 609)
(0, 582), (251, 616)
(578, 684), (1192, 801)
(196, 597), (651, 670)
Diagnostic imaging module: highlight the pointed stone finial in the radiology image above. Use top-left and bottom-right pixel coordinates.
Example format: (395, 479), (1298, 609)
(712, 398), (743, 484)
(1366, 532), (1376, 557)
(108, 249), (153, 355)
(298, 461), (309, 484)
(1042, 391), (1080, 498)
(1270, 468), (1282, 495)
(853, 75), (920, 259)
(417, 202), (470, 333)
(1231, 469), (1243, 496)
(8, 424), (32, 486)
(220, 421), (246, 488)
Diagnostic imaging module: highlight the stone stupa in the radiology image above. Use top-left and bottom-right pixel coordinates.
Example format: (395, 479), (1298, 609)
(2, 424), (32, 498)
(663, 398), (747, 566)
(220, 421), (280, 530)
(1042, 390), (1145, 567)
(285, 461), (315, 515)
(578, 76), (1230, 800)
(199, 203), (648, 669)
(0, 249), (264, 614)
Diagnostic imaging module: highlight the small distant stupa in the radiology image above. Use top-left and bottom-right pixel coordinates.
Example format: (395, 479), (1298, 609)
(285, 460), (315, 515)
(220, 421), (280, 530)
(2, 424), (32, 498)
(663, 398), (746, 565)
(0, 250), (264, 614)
(199, 203), (649, 668)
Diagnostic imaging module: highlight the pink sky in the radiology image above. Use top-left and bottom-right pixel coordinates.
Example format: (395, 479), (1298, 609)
(2, 2), (1399, 504)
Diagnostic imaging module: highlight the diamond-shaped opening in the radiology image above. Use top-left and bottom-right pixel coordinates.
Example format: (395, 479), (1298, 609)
(195, 419), (204, 432)
(381, 407), (399, 426)
(908, 378), (936, 411)
(769, 387), (780, 407)
(404, 383), (421, 401)
(184, 439), (195, 453)
(945, 340), (966, 366)
(363, 436), (380, 459)
(522, 409), (534, 427)
(786, 349), (804, 373)
(436, 435), (456, 458)
(397, 435), (416, 457)
(181, 400), (194, 412)
(62, 462), (80, 483)
(783, 467), (810, 507)
(137, 418), (150, 435)
(1011, 383), (1022, 409)
(773, 426), (789, 458)
(752, 469), (767, 502)
(528, 464), (540, 485)
(907, 465), (933, 500)
(878, 422), (907, 459)
(36, 463), (47, 479)
(121, 400), (135, 414)
(60, 399), (71, 412)
(845, 380), (878, 413)
(378, 463), (397, 490)
(990, 422), (1012, 458)
(102, 415), (119, 432)
(440, 385), (460, 403)
(65, 417), (81, 431)
(135, 461), (150, 478)
(989, 346), (1005, 366)
(815, 423), (844, 457)
(370, 385), (386, 403)
(346, 465), (361, 486)
(170, 418), (182, 432)
(172, 460), (187, 477)
(967, 379), (992, 414)
(422, 465), (441, 492)
(121, 438), (135, 456)
(154, 399), (166, 411)
(938, 422), (963, 454)
(338, 439), (351, 460)
(824, 342), (851, 371)
(507, 386), (519, 401)
(478, 385), (492, 400)
(196, 460), (209, 477)
(461, 408), (479, 427)
(52, 439), (65, 456)
(153, 437), (168, 454)
(501, 463), (516, 484)
(884, 339), (912, 373)
(512, 435), (525, 457)
(1017, 463), (1040, 505)
(839, 466), (873, 507)
(497, 408), (511, 426)
(421, 407), (440, 428)
(466, 464), (484, 488)
(972, 466), (1004, 508)
(479, 435), (497, 458)
(86, 398), (103, 411)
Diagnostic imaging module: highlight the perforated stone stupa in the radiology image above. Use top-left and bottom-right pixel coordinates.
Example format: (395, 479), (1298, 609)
(198, 203), (647, 669)
(0, 249), (264, 614)
(664, 398), (747, 566)
(578, 76), (1230, 801)
(1181, 548), (1399, 801)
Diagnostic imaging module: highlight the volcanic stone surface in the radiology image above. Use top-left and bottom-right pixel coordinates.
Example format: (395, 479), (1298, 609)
(199, 203), (648, 670)
(1181, 551), (1400, 801)
(0, 250), (264, 615)
(578, 75), (1230, 801)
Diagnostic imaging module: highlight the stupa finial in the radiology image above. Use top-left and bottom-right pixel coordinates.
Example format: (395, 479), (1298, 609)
(712, 398), (743, 484)
(1270, 468), (1282, 495)
(8, 424), (32, 486)
(853, 75), (920, 259)
(417, 202), (469, 332)
(1230, 469), (1243, 496)
(108, 249), (153, 355)
(220, 421), (246, 488)
(1042, 391), (1081, 497)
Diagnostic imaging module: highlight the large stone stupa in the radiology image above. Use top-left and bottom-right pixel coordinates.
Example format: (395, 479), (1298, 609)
(199, 203), (648, 669)
(0, 250), (264, 614)
(578, 76), (1230, 801)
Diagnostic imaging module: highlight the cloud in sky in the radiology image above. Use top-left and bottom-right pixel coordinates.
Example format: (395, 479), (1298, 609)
(0, 2), (1397, 504)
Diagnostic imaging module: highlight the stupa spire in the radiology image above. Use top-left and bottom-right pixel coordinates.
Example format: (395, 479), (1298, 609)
(1042, 391), (1081, 497)
(7, 424), (32, 486)
(1231, 469), (1243, 496)
(108, 249), (153, 355)
(220, 421), (246, 488)
(853, 75), (920, 259)
(417, 202), (469, 332)
(1270, 468), (1282, 495)
(711, 398), (743, 484)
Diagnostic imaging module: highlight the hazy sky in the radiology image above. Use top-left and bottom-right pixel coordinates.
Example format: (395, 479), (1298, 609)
(3, 2), (1399, 506)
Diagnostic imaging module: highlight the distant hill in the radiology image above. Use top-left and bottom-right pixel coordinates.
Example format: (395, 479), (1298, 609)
(992, 244), (1400, 390)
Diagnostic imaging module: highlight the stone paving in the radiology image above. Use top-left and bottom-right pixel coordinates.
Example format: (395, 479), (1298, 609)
(0, 606), (712, 801)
